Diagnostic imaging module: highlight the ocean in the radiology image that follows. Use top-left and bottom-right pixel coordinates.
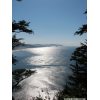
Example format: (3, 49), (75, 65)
(12, 46), (76, 100)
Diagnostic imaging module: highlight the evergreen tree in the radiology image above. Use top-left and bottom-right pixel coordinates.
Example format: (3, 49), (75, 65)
(12, 20), (33, 34)
(63, 11), (87, 98)
(12, 34), (23, 49)
(12, 0), (34, 64)
(12, 20), (33, 64)
(12, 20), (33, 49)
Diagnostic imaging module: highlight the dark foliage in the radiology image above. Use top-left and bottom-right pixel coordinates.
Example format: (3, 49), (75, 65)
(74, 24), (87, 35)
(63, 11), (87, 98)
(12, 1), (34, 100)
(74, 11), (87, 36)
(84, 10), (87, 14)
(12, 20), (33, 34)
(12, 69), (36, 90)
(12, 20), (33, 49)
(63, 44), (87, 98)
(12, 55), (17, 64)
(16, 0), (22, 2)
(12, 34), (24, 49)
(12, 20), (33, 64)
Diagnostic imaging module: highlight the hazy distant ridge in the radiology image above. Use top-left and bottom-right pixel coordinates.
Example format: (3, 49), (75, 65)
(14, 44), (63, 50)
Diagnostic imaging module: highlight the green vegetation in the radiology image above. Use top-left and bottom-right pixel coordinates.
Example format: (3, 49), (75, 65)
(61, 11), (87, 99)
(12, 0), (87, 99)
(12, 69), (36, 91)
